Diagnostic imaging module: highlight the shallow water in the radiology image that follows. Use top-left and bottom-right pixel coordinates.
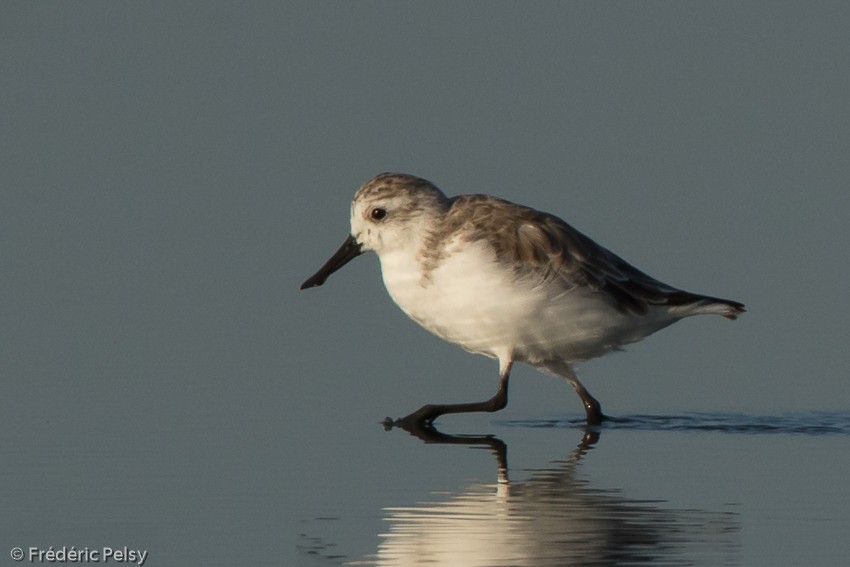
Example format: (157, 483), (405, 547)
(297, 412), (850, 566)
(505, 410), (850, 435)
(5, 3), (850, 566)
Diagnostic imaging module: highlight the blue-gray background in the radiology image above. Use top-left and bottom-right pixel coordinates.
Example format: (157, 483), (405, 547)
(2, 2), (848, 566)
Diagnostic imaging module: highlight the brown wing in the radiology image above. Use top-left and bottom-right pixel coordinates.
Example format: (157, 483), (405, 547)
(444, 195), (743, 317)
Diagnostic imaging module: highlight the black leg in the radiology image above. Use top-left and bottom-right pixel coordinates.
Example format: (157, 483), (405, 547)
(386, 361), (512, 428)
(551, 362), (608, 425)
(573, 380), (606, 425)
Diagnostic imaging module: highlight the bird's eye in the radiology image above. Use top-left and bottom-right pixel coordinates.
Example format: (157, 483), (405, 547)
(370, 207), (387, 221)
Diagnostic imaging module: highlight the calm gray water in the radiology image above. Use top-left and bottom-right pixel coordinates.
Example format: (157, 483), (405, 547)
(3, 3), (850, 566)
(293, 415), (850, 566)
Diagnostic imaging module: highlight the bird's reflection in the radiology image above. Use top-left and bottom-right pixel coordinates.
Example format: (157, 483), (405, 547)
(352, 421), (738, 566)
(386, 418), (599, 485)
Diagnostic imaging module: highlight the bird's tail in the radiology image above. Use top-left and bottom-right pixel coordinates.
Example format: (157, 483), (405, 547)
(677, 295), (746, 320)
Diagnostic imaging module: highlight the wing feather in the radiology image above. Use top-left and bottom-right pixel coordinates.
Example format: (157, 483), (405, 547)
(438, 194), (743, 317)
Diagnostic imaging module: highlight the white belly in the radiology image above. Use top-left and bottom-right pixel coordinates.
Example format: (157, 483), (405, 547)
(377, 241), (677, 365)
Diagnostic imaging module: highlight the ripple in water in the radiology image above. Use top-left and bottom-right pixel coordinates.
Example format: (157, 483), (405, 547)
(501, 411), (850, 435)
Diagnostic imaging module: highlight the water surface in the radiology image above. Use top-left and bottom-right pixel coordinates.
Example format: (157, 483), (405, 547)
(298, 412), (850, 566)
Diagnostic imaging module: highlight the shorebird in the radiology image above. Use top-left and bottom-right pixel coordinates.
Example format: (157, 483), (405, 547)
(301, 173), (744, 426)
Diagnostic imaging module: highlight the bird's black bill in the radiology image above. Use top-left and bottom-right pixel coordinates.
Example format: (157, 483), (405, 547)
(300, 234), (364, 290)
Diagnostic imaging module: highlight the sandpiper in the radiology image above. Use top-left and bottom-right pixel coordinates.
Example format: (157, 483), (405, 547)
(301, 173), (744, 426)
